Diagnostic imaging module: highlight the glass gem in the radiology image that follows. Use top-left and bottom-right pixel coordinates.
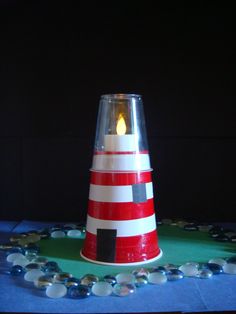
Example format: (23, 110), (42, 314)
(132, 268), (149, 277)
(209, 226), (224, 234)
(46, 283), (67, 298)
(54, 272), (73, 283)
(197, 269), (213, 279)
(38, 230), (50, 239)
(91, 281), (113, 296)
(162, 218), (172, 225)
(177, 220), (188, 228)
(24, 269), (45, 282)
(34, 275), (54, 289)
(25, 251), (38, 261)
(167, 269), (184, 280)
(135, 275), (148, 287)
(215, 235), (230, 242)
(150, 266), (167, 274)
(7, 252), (25, 263)
(103, 275), (117, 286)
(64, 277), (81, 288)
(198, 225), (212, 232)
(179, 263), (199, 277)
(10, 265), (24, 276)
(25, 263), (41, 271)
(0, 243), (14, 250)
(223, 263), (236, 274)
(26, 234), (41, 243)
(226, 256), (236, 264)
(13, 256), (29, 267)
(67, 229), (82, 238)
(116, 273), (135, 284)
(113, 283), (136, 297)
(7, 246), (24, 255)
(33, 257), (48, 265)
(51, 231), (66, 238)
(68, 285), (91, 298)
(10, 235), (24, 243)
(148, 272), (167, 284)
(63, 223), (77, 229)
(164, 263), (178, 271)
(230, 236), (236, 242)
(81, 274), (99, 286)
(208, 258), (226, 266)
(202, 263), (223, 274)
(184, 223), (199, 231)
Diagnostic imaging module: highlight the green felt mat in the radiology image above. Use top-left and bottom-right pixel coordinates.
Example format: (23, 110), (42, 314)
(39, 226), (236, 278)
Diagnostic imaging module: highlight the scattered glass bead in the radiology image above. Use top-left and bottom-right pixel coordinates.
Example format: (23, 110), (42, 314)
(164, 263), (177, 270)
(43, 261), (61, 273)
(148, 272), (167, 284)
(13, 256), (30, 267)
(34, 275), (54, 289)
(135, 275), (148, 287)
(223, 263), (236, 274)
(10, 235), (24, 243)
(177, 220), (188, 228)
(230, 236), (236, 243)
(51, 231), (66, 238)
(197, 269), (213, 279)
(25, 251), (38, 261)
(116, 273), (135, 284)
(113, 283), (136, 297)
(226, 256), (236, 264)
(209, 226), (224, 234)
(38, 230), (50, 239)
(24, 269), (45, 282)
(92, 281), (113, 296)
(25, 263), (41, 271)
(80, 274), (99, 286)
(46, 283), (67, 298)
(26, 234), (41, 243)
(208, 258), (226, 266)
(167, 269), (184, 281)
(68, 285), (91, 298)
(150, 266), (167, 274)
(65, 277), (81, 288)
(7, 252), (25, 263)
(184, 223), (199, 231)
(179, 263), (199, 277)
(215, 235), (229, 242)
(7, 246), (24, 255)
(54, 272), (73, 283)
(63, 223), (77, 229)
(103, 275), (117, 286)
(132, 268), (149, 277)
(0, 243), (14, 250)
(67, 229), (82, 238)
(10, 265), (24, 276)
(202, 263), (223, 274)
(33, 257), (48, 265)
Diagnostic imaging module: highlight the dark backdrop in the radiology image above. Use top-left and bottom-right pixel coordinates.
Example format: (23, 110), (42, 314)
(0, 2), (235, 222)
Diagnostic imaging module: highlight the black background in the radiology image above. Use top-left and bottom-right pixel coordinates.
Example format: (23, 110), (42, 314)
(0, 2), (235, 222)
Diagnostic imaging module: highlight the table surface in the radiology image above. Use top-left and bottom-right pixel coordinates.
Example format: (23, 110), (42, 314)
(0, 220), (236, 314)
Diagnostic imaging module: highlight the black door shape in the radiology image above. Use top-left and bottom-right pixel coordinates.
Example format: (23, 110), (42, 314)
(96, 229), (117, 263)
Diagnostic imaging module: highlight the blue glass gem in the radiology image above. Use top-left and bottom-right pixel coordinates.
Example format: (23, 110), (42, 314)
(167, 269), (184, 280)
(202, 263), (223, 274)
(226, 256), (236, 264)
(68, 285), (91, 298)
(65, 277), (81, 288)
(135, 275), (148, 287)
(10, 265), (24, 276)
(103, 275), (117, 286)
(43, 261), (61, 273)
(7, 246), (24, 255)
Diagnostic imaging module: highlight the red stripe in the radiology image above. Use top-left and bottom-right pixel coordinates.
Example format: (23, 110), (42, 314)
(90, 171), (152, 186)
(82, 230), (160, 264)
(88, 199), (155, 220)
(94, 150), (149, 155)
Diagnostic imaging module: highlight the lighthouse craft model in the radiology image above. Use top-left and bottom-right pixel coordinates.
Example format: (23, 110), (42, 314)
(81, 94), (162, 265)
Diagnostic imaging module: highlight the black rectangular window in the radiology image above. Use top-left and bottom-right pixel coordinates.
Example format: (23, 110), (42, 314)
(96, 229), (117, 263)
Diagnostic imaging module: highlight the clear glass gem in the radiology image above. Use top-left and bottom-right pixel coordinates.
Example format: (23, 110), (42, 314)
(34, 275), (54, 289)
(167, 269), (184, 280)
(92, 281), (113, 296)
(132, 268), (149, 277)
(80, 274), (99, 286)
(135, 275), (148, 287)
(116, 273), (135, 284)
(179, 263), (199, 277)
(208, 258), (226, 266)
(54, 272), (73, 283)
(223, 263), (236, 274)
(13, 256), (30, 267)
(67, 229), (82, 238)
(113, 283), (136, 297)
(103, 275), (117, 286)
(148, 272), (167, 284)
(24, 269), (45, 282)
(197, 269), (213, 279)
(51, 231), (66, 238)
(25, 263), (41, 271)
(46, 283), (67, 298)
(7, 252), (25, 263)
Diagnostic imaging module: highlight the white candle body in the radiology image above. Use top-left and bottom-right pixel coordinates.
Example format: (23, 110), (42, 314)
(104, 134), (136, 152)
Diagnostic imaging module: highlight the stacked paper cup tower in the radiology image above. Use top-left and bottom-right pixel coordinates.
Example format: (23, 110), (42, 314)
(81, 94), (162, 265)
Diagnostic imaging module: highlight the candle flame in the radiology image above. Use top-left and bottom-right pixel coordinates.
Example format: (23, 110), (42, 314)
(116, 114), (126, 135)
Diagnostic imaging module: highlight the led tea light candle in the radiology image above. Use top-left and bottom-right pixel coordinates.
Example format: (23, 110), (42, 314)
(104, 114), (137, 152)
(81, 94), (162, 265)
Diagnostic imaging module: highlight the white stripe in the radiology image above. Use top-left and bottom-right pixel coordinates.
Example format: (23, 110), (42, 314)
(92, 154), (151, 171)
(89, 182), (153, 203)
(86, 214), (157, 237)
